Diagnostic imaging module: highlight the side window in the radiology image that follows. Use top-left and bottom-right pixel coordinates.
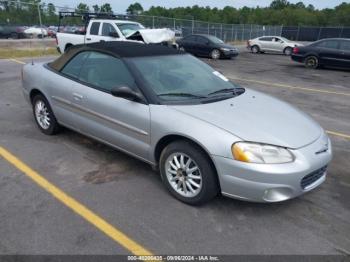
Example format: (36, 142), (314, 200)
(102, 23), (118, 37)
(79, 52), (135, 92)
(90, 22), (100, 35)
(317, 40), (339, 49)
(340, 41), (350, 51)
(196, 36), (208, 44)
(259, 37), (273, 41)
(185, 35), (196, 42)
(61, 52), (89, 78)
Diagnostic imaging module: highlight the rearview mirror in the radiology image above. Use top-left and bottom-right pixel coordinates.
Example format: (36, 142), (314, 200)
(111, 86), (143, 102)
(109, 32), (119, 38)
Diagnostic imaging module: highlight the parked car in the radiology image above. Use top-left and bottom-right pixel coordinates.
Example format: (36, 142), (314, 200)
(22, 42), (332, 205)
(291, 38), (350, 69)
(0, 25), (26, 39)
(24, 26), (48, 38)
(47, 26), (58, 38)
(177, 34), (239, 59)
(56, 19), (175, 53)
(247, 36), (302, 55)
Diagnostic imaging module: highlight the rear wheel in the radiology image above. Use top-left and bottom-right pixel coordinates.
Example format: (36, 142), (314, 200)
(160, 140), (219, 205)
(64, 44), (73, 52)
(305, 56), (319, 69)
(283, 47), (292, 56)
(210, 49), (221, 60)
(251, 45), (260, 54)
(32, 94), (61, 135)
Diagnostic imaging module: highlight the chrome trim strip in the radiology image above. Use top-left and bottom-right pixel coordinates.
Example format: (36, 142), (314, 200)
(51, 96), (149, 136)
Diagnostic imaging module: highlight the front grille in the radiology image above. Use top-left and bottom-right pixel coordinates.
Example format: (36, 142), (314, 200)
(301, 166), (327, 189)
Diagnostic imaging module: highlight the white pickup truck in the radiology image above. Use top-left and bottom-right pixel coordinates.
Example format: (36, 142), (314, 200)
(56, 19), (176, 53)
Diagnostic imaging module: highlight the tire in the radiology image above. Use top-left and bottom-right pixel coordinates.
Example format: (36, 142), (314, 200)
(65, 44), (73, 52)
(159, 140), (219, 205)
(210, 49), (221, 60)
(283, 47), (293, 56)
(251, 45), (260, 54)
(32, 94), (61, 135)
(304, 56), (319, 69)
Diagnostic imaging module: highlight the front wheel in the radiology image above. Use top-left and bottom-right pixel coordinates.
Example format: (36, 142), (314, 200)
(160, 140), (219, 205)
(305, 56), (319, 69)
(251, 45), (260, 54)
(32, 94), (61, 135)
(283, 47), (293, 56)
(210, 49), (221, 60)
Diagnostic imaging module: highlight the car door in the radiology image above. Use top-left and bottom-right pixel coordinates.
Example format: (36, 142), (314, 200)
(181, 35), (197, 53)
(85, 21), (101, 44)
(272, 37), (284, 52)
(68, 51), (151, 161)
(338, 40), (350, 68)
(100, 22), (120, 42)
(258, 37), (274, 51)
(316, 40), (340, 66)
(195, 36), (211, 56)
(51, 51), (90, 129)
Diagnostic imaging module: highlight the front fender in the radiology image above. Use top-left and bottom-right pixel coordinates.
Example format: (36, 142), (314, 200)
(149, 105), (241, 163)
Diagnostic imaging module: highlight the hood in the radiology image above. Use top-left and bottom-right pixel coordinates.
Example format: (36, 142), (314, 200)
(169, 89), (321, 149)
(288, 41), (303, 47)
(220, 43), (237, 50)
(126, 28), (175, 44)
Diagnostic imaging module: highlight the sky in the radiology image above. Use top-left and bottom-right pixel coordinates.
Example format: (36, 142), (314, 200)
(47, 0), (347, 12)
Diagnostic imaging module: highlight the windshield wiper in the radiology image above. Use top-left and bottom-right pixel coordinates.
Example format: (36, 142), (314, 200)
(207, 87), (245, 96)
(158, 93), (207, 99)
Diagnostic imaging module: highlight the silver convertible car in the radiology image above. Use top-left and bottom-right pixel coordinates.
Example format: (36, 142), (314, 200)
(22, 42), (332, 205)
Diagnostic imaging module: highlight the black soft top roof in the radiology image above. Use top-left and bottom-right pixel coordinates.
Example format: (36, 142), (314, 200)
(49, 41), (184, 71)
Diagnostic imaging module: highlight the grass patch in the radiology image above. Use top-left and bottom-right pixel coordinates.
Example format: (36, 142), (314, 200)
(0, 48), (59, 59)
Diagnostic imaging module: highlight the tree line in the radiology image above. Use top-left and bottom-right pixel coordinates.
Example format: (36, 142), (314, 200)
(0, 0), (349, 26)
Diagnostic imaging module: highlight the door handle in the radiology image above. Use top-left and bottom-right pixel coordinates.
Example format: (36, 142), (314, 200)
(73, 93), (83, 101)
(86, 38), (91, 41)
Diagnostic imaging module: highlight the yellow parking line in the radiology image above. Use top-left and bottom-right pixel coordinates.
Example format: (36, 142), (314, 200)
(0, 146), (153, 256)
(326, 131), (350, 140)
(8, 58), (26, 65)
(231, 77), (350, 97)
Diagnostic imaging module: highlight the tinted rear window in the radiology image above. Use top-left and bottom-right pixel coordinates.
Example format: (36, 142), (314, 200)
(315, 40), (339, 49)
(259, 37), (273, 41)
(90, 22), (100, 35)
(61, 52), (89, 78)
(340, 41), (350, 51)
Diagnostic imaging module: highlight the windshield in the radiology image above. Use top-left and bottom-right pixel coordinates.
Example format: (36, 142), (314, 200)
(116, 23), (143, 36)
(207, 35), (224, 44)
(279, 37), (290, 42)
(128, 54), (243, 103)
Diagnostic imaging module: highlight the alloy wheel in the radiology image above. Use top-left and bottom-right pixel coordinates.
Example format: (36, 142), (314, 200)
(34, 100), (51, 130)
(211, 49), (221, 59)
(165, 153), (202, 197)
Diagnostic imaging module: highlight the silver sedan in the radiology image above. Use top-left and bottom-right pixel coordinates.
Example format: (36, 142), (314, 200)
(22, 42), (332, 205)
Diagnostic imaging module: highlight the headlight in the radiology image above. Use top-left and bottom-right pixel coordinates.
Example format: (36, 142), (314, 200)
(232, 142), (294, 164)
(221, 48), (230, 52)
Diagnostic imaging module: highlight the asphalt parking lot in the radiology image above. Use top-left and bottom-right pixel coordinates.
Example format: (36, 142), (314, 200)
(0, 50), (349, 256)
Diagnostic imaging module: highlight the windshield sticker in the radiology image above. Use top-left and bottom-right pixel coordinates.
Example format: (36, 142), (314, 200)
(213, 71), (229, 82)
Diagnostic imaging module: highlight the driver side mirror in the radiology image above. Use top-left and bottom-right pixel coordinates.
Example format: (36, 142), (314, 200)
(111, 86), (144, 102)
(109, 32), (119, 38)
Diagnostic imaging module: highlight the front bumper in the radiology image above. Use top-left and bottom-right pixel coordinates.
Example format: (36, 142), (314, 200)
(213, 133), (332, 202)
(222, 50), (239, 58)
